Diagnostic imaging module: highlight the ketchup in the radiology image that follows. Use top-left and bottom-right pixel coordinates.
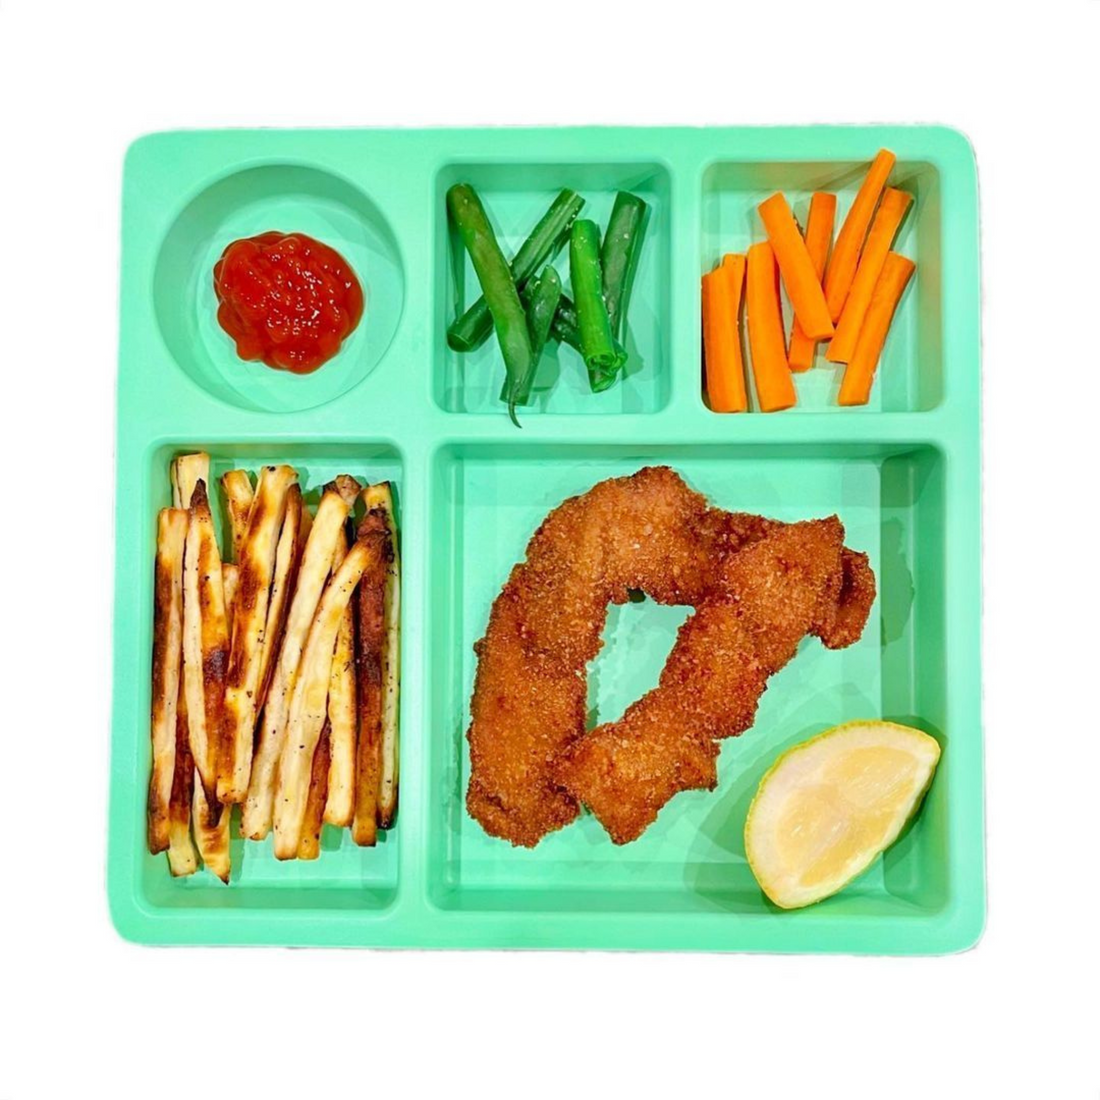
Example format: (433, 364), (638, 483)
(213, 232), (363, 374)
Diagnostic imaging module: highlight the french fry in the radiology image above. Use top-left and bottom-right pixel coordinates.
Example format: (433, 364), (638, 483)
(183, 480), (230, 821)
(221, 464), (298, 803)
(298, 721), (332, 860)
(255, 484), (303, 711)
(222, 563), (239, 627)
(147, 508), (188, 854)
(240, 482), (359, 839)
(367, 482), (401, 829)
(193, 543), (235, 883)
(352, 507), (390, 847)
(323, 530), (357, 828)
(191, 555), (235, 882)
(221, 470), (248, 643)
(298, 499), (313, 551)
(272, 537), (379, 859)
(216, 559), (240, 875)
(220, 469), (254, 562)
(165, 454), (212, 875)
(166, 712), (199, 877)
(328, 474), (361, 509)
(172, 452), (210, 512)
(192, 787), (231, 883)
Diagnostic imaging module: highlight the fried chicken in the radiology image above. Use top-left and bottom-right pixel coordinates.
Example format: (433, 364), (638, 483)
(556, 518), (873, 844)
(467, 467), (738, 847)
(465, 468), (876, 848)
(466, 593), (587, 848)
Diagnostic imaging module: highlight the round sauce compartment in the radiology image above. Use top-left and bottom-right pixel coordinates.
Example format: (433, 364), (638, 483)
(154, 164), (404, 414)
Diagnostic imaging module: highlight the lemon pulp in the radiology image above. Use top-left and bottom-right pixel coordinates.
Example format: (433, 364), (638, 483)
(745, 722), (941, 909)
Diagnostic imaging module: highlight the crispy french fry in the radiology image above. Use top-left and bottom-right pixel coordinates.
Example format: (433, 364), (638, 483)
(272, 537), (379, 859)
(167, 453), (210, 874)
(256, 484), (303, 712)
(222, 563), (239, 627)
(351, 508), (389, 847)
(183, 479), (230, 821)
(221, 562), (240, 865)
(222, 562), (240, 825)
(327, 474), (361, 509)
(148, 508), (188, 854)
(199, 557), (233, 882)
(221, 464), (298, 803)
(367, 482), (401, 829)
(193, 785), (231, 883)
(298, 499), (313, 551)
(298, 721), (332, 860)
(166, 712), (199, 876)
(172, 452), (211, 512)
(323, 530), (357, 827)
(240, 483), (359, 839)
(220, 469), (254, 562)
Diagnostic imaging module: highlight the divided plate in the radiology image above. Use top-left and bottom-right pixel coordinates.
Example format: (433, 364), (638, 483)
(109, 126), (982, 952)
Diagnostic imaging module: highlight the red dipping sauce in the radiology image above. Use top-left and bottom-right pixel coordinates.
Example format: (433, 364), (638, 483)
(213, 232), (363, 374)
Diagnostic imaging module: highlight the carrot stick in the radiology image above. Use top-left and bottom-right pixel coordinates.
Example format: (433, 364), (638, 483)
(823, 149), (896, 321)
(702, 254), (747, 413)
(826, 188), (913, 363)
(721, 253), (743, 282)
(787, 193), (837, 371)
(757, 192), (834, 342)
(746, 242), (796, 413)
(838, 253), (915, 406)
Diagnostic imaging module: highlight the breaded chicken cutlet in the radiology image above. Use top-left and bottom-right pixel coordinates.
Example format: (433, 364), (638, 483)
(557, 518), (876, 843)
(465, 467), (875, 848)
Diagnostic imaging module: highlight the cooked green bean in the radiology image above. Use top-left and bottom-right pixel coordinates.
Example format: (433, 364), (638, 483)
(550, 295), (625, 373)
(550, 295), (581, 350)
(502, 265), (563, 413)
(549, 296), (578, 349)
(446, 183), (533, 426)
(569, 219), (619, 392)
(527, 266), (563, 361)
(448, 189), (584, 353)
(601, 192), (648, 340)
(552, 193), (646, 387)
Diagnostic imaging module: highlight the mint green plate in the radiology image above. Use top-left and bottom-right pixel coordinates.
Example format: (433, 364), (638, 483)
(109, 126), (982, 952)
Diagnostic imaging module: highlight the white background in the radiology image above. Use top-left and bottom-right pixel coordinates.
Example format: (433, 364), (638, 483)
(1, 2), (1097, 1097)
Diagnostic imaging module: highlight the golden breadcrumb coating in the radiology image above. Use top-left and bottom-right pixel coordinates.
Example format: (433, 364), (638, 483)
(466, 468), (876, 847)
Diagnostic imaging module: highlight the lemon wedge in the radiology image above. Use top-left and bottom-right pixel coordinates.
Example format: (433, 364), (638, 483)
(745, 721), (941, 910)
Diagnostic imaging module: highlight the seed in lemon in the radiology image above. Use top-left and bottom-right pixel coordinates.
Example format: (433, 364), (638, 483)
(744, 721), (941, 910)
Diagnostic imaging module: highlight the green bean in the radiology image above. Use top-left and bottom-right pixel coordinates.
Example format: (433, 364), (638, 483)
(550, 295), (581, 349)
(447, 189), (584, 353)
(527, 266), (563, 361)
(550, 295), (626, 382)
(569, 219), (618, 392)
(501, 265), (563, 414)
(552, 193), (646, 389)
(446, 184), (533, 426)
(601, 191), (648, 340)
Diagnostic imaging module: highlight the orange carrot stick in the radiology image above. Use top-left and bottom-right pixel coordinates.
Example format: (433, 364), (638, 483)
(823, 149), (896, 322)
(722, 253), (742, 280)
(788, 193), (837, 371)
(702, 255), (747, 413)
(746, 242), (796, 413)
(757, 192), (834, 341)
(826, 188), (913, 363)
(838, 252), (915, 406)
